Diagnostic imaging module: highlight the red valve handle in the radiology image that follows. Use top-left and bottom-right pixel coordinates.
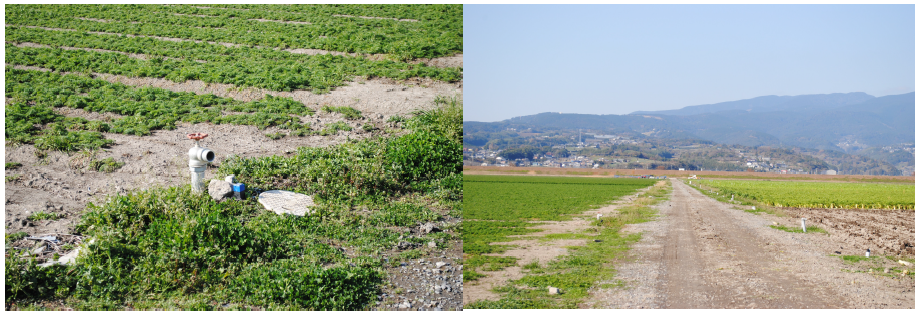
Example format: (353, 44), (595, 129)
(187, 133), (208, 140)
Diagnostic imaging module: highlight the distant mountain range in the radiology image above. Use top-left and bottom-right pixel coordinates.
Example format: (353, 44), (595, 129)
(468, 92), (915, 152)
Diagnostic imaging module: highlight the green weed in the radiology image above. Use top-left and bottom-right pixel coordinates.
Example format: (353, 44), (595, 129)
(463, 269), (486, 282)
(319, 121), (353, 135)
(321, 106), (363, 120)
(769, 224), (828, 234)
(27, 211), (60, 221)
(88, 157), (124, 173)
(265, 132), (286, 140)
(6, 231), (29, 243)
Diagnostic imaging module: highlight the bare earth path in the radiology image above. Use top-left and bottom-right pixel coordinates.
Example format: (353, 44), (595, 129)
(588, 178), (914, 309)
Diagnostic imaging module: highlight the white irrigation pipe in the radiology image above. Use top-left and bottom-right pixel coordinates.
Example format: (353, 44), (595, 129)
(801, 218), (807, 233)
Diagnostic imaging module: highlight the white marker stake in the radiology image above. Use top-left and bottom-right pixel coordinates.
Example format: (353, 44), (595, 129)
(801, 218), (807, 233)
(866, 249), (871, 257)
(597, 213), (602, 220)
(752, 206), (756, 210)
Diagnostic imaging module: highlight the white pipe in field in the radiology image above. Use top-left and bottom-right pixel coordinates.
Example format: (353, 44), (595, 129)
(801, 218), (807, 233)
(187, 135), (215, 194)
(597, 213), (602, 220)
(752, 206), (756, 210)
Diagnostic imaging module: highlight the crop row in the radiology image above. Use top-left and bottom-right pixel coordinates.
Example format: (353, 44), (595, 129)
(5, 30), (460, 93)
(5, 68), (371, 152)
(204, 4), (460, 22)
(6, 4), (462, 60)
(698, 180), (914, 210)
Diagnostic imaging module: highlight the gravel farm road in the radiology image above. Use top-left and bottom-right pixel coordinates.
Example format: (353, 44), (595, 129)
(589, 178), (914, 309)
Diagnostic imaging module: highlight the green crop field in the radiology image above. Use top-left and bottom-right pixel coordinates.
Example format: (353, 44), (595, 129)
(697, 180), (914, 210)
(6, 4), (462, 157)
(463, 175), (656, 267)
(465, 175), (658, 221)
(463, 175), (668, 309)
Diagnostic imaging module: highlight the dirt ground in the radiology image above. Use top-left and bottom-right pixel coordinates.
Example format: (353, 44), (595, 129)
(587, 179), (914, 309)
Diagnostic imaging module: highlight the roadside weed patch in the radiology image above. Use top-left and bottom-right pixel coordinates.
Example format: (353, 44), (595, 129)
(6, 162), (22, 169)
(769, 224), (828, 234)
(730, 206), (763, 215)
(837, 255), (915, 278)
(839, 255), (880, 264)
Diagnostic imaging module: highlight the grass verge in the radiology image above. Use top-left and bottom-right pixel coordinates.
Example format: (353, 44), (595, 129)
(769, 224), (828, 234)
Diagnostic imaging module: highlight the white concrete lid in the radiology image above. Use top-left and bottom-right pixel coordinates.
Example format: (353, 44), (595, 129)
(257, 190), (314, 216)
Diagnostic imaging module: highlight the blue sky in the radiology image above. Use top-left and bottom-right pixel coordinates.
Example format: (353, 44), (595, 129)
(463, 4), (915, 122)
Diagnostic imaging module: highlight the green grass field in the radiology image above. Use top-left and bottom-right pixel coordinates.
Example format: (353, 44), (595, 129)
(463, 176), (656, 255)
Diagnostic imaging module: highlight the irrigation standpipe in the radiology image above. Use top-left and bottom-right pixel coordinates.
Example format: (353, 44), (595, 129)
(187, 133), (215, 194)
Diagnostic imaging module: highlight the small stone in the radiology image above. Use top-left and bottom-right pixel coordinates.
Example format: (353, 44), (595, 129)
(397, 242), (414, 250)
(435, 262), (447, 268)
(432, 269), (440, 275)
(420, 222), (440, 234)
(428, 241), (436, 248)
(208, 180), (233, 201)
(548, 286), (560, 295)
(901, 270), (910, 277)
(398, 301), (411, 309)
(884, 267), (891, 273)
